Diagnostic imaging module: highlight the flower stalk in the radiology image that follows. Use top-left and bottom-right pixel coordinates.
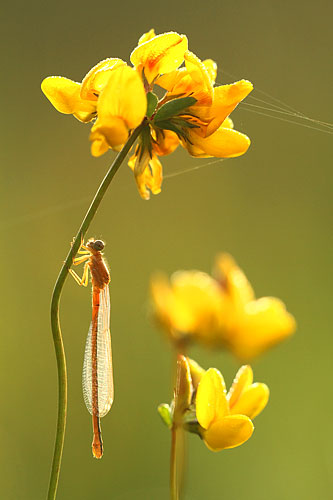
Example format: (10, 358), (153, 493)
(170, 348), (188, 500)
(47, 123), (144, 500)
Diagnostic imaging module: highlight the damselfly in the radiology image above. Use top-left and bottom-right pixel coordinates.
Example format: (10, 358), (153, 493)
(69, 238), (113, 458)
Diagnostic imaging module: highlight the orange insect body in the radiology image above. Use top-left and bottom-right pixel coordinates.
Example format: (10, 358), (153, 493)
(70, 238), (114, 459)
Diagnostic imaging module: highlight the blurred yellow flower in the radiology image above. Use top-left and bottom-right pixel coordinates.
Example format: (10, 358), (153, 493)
(214, 253), (296, 360)
(41, 29), (253, 200)
(151, 254), (296, 359)
(196, 363), (269, 451)
(150, 271), (224, 343)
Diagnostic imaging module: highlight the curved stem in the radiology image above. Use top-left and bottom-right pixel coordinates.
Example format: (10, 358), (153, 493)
(47, 124), (144, 500)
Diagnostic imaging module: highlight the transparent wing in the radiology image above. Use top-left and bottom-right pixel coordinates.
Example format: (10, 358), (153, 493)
(82, 286), (114, 417)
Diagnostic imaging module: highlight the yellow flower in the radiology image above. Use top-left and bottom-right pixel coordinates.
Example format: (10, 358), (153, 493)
(128, 128), (179, 200)
(156, 50), (253, 158)
(137, 28), (157, 45)
(227, 365), (269, 419)
(80, 58), (127, 100)
(215, 254), (296, 360)
(41, 58), (126, 123)
(196, 364), (269, 451)
(131, 31), (188, 84)
(41, 30), (253, 199)
(157, 51), (214, 106)
(150, 271), (224, 344)
(128, 150), (163, 200)
(90, 65), (147, 151)
(187, 357), (205, 390)
(150, 254), (296, 359)
(158, 358), (269, 451)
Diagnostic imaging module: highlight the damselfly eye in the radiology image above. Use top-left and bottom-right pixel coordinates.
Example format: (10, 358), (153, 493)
(93, 240), (105, 251)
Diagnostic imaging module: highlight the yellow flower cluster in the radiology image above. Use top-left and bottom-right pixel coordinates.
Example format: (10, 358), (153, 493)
(41, 29), (253, 200)
(41, 29), (293, 457)
(151, 253), (296, 360)
(159, 357), (269, 451)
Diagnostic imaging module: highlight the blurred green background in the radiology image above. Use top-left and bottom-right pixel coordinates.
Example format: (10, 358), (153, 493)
(1, 0), (332, 498)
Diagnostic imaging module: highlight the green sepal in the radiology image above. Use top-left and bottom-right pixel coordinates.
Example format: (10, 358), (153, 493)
(153, 120), (187, 140)
(138, 124), (153, 158)
(183, 421), (203, 437)
(146, 92), (159, 118)
(182, 410), (202, 436)
(154, 96), (197, 123)
(172, 117), (200, 129)
(158, 404), (173, 429)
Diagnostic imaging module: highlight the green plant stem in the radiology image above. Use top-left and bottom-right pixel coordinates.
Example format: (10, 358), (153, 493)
(170, 349), (187, 500)
(170, 424), (179, 500)
(47, 124), (144, 500)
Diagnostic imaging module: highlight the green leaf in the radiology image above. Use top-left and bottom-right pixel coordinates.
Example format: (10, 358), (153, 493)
(157, 404), (173, 429)
(146, 92), (158, 118)
(154, 96), (197, 123)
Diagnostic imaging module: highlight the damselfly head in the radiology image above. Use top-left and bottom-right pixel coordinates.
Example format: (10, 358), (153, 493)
(93, 240), (105, 251)
(87, 239), (105, 252)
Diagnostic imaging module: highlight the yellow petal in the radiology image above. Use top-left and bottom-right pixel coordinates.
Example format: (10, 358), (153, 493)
(91, 117), (129, 151)
(157, 52), (213, 106)
(150, 273), (199, 342)
(185, 126), (250, 158)
(230, 383), (269, 419)
(205, 80), (253, 136)
(96, 66), (146, 148)
(151, 270), (224, 339)
(222, 117), (234, 129)
(132, 147), (151, 200)
(90, 124), (110, 157)
(146, 154), (163, 195)
(183, 51), (213, 104)
(231, 297), (296, 360)
(170, 271), (224, 339)
(41, 76), (96, 122)
(130, 152), (164, 199)
(202, 59), (217, 84)
(152, 129), (180, 156)
(215, 253), (255, 307)
(98, 65), (147, 128)
(204, 415), (254, 451)
(80, 58), (126, 100)
(227, 365), (253, 408)
(188, 358), (205, 390)
(155, 69), (183, 92)
(150, 272), (181, 339)
(196, 368), (228, 429)
(131, 31), (188, 83)
(138, 29), (156, 45)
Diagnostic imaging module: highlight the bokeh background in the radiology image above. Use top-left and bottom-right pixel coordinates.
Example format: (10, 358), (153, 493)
(1, 0), (332, 498)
